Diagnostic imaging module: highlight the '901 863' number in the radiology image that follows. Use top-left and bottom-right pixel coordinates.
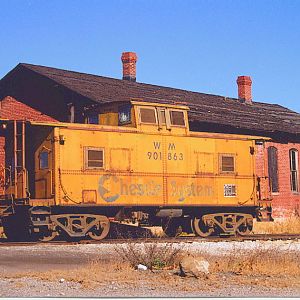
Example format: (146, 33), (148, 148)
(147, 152), (184, 160)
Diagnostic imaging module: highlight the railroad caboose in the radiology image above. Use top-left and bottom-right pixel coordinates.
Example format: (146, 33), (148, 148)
(0, 100), (271, 241)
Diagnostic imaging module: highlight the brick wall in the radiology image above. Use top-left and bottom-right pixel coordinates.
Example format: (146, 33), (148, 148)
(0, 96), (58, 194)
(256, 141), (300, 219)
(0, 96), (57, 122)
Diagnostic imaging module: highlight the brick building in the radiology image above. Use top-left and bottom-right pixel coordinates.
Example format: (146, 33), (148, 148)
(1, 52), (300, 219)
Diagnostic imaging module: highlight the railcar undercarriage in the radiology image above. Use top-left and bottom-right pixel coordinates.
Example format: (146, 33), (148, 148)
(0, 204), (260, 242)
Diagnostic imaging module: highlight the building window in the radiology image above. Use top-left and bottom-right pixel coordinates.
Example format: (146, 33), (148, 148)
(267, 146), (279, 193)
(85, 148), (104, 169)
(169, 110), (185, 126)
(139, 108), (157, 124)
(68, 104), (75, 123)
(220, 154), (235, 173)
(40, 151), (49, 169)
(290, 149), (299, 192)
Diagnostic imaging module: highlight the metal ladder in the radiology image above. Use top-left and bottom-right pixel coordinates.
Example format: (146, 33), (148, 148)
(13, 121), (27, 200)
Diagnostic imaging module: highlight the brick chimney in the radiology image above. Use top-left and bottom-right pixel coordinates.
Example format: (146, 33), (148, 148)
(121, 52), (138, 82)
(237, 76), (252, 104)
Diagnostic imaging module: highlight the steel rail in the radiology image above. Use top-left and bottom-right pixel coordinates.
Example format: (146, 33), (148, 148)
(0, 233), (299, 247)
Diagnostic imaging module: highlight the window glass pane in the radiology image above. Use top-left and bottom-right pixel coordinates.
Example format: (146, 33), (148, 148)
(268, 147), (279, 193)
(140, 108), (156, 124)
(290, 150), (298, 192)
(87, 149), (103, 168)
(170, 111), (185, 126)
(87, 114), (98, 124)
(291, 151), (297, 171)
(221, 156), (234, 172)
(40, 152), (49, 169)
(88, 150), (103, 161)
(291, 171), (297, 191)
(88, 160), (103, 168)
(159, 110), (166, 124)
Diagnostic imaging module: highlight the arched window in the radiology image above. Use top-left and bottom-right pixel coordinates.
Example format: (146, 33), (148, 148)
(268, 146), (279, 193)
(290, 149), (299, 192)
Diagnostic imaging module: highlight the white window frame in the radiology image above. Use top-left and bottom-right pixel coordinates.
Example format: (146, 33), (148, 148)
(157, 108), (166, 128)
(169, 109), (186, 127)
(138, 107), (158, 125)
(84, 147), (105, 170)
(290, 149), (299, 193)
(39, 151), (49, 170)
(219, 153), (236, 174)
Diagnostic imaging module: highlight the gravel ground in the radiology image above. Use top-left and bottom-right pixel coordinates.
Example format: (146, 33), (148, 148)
(0, 239), (300, 297)
(0, 275), (299, 298)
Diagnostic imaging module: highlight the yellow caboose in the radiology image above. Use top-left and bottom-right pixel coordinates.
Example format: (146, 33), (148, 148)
(0, 100), (270, 241)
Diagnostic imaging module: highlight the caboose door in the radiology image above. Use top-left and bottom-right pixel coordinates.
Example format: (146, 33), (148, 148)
(34, 136), (54, 199)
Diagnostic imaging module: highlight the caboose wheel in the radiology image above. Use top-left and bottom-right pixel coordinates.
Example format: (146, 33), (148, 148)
(236, 215), (253, 236)
(192, 217), (214, 237)
(162, 218), (182, 237)
(87, 216), (110, 240)
(38, 230), (58, 242)
(236, 223), (253, 236)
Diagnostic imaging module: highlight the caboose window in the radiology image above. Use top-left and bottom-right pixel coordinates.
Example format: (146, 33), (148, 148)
(86, 114), (99, 124)
(220, 155), (235, 173)
(40, 151), (49, 169)
(139, 108), (157, 124)
(158, 109), (166, 125)
(86, 148), (104, 169)
(170, 110), (185, 126)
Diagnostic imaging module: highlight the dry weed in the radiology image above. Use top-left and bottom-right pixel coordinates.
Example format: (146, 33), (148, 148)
(114, 240), (183, 270)
(208, 244), (300, 276)
(148, 226), (164, 238)
(253, 216), (300, 234)
(3, 259), (136, 289)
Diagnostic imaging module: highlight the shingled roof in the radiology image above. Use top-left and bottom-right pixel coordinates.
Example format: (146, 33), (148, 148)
(5, 63), (300, 138)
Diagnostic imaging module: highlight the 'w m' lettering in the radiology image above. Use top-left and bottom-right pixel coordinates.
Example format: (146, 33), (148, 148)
(168, 143), (176, 150)
(153, 142), (161, 149)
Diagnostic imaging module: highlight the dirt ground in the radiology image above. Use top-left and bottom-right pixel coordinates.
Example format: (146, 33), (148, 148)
(0, 240), (300, 297)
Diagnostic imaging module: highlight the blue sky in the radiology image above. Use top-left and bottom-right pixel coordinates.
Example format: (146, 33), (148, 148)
(1, 0), (300, 111)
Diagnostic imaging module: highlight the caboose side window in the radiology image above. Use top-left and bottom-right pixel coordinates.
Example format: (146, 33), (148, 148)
(86, 114), (99, 124)
(220, 154), (235, 173)
(157, 109), (166, 125)
(268, 146), (279, 193)
(39, 151), (49, 169)
(85, 148), (104, 169)
(139, 108), (157, 124)
(170, 110), (185, 126)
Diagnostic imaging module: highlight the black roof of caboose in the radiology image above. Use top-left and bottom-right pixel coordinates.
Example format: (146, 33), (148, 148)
(1, 63), (300, 142)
